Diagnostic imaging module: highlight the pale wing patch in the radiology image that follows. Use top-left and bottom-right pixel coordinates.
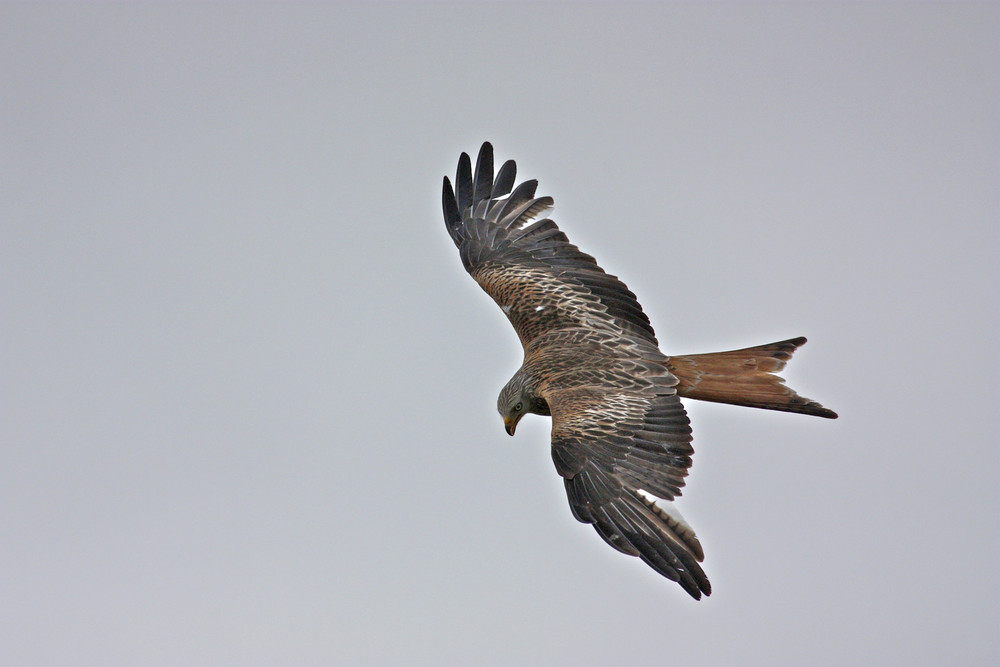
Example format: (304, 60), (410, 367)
(636, 488), (703, 561)
(508, 204), (553, 231)
(635, 489), (692, 533)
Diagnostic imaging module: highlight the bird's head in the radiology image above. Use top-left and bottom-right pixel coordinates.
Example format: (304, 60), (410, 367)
(499, 394), (526, 436)
(497, 373), (547, 436)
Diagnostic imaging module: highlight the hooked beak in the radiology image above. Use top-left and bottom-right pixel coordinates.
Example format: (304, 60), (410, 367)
(503, 415), (520, 436)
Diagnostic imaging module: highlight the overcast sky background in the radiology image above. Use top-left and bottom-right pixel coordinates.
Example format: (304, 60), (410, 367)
(2, 3), (997, 665)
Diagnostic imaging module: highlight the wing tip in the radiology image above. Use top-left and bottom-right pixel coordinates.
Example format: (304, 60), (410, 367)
(442, 175), (460, 235)
(455, 151), (473, 212)
(473, 142), (495, 204)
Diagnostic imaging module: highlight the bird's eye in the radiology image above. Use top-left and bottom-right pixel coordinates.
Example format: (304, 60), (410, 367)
(514, 402), (522, 412)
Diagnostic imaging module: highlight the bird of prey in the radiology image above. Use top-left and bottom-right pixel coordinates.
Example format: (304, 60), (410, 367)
(441, 142), (837, 599)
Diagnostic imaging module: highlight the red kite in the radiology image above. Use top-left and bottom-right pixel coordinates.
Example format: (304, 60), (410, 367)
(442, 143), (837, 599)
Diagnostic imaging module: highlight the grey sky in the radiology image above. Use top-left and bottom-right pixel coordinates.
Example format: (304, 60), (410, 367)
(2, 2), (997, 665)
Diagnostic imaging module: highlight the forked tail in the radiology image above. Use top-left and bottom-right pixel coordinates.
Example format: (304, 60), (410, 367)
(667, 337), (838, 419)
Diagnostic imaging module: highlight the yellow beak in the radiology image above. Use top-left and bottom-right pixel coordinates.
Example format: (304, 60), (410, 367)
(503, 415), (520, 436)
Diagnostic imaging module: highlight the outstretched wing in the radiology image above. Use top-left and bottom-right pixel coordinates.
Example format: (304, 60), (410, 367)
(442, 142), (658, 349)
(547, 379), (711, 599)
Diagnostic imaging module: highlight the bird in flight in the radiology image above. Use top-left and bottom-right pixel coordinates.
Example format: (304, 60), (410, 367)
(441, 142), (837, 599)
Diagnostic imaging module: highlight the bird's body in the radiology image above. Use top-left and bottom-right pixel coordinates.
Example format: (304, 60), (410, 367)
(442, 143), (836, 599)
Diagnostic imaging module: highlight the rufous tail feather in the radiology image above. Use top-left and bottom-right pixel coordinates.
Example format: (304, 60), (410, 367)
(667, 337), (838, 419)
